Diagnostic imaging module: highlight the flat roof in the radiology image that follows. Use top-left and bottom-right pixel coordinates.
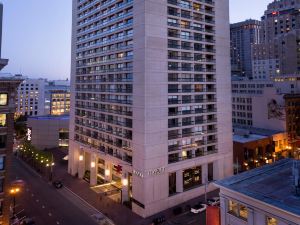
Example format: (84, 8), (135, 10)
(0, 73), (23, 82)
(215, 159), (300, 216)
(233, 126), (284, 136)
(233, 134), (268, 143)
(28, 115), (69, 121)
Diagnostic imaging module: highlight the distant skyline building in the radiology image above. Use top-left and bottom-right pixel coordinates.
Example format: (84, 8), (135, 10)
(230, 19), (262, 78)
(252, 0), (300, 79)
(69, 0), (233, 217)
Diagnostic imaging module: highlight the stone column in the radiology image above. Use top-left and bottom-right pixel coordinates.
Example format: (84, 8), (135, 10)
(176, 170), (183, 193)
(78, 148), (85, 179)
(220, 196), (228, 225)
(68, 142), (79, 176)
(202, 163), (208, 185)
(121, 171), (129, 203)
(90, 153), (97, 186)
(105, 162), (112, 182)
(247, 208), (254, 225)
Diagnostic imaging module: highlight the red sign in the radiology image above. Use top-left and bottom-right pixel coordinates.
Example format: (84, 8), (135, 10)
(114, 165), (122, 174)
(206, 206), (220, 225)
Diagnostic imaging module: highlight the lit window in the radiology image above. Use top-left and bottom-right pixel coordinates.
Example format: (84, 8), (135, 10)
(0, 94), (8, 106)
(0, 114), (6, 127)
(266, 216), (278, 225)
(228, 200), (248, 221)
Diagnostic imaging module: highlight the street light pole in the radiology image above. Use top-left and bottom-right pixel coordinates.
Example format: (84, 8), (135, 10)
(204, 178), (208, 203)
(10, 187), (20, 218)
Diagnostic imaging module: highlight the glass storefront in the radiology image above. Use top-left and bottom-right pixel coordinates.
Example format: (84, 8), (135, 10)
(183, 166), (202, 190)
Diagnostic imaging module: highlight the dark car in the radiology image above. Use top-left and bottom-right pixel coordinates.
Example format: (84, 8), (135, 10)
(152, 215), (166, 225)
(21, 218), (35, 225)
(52, 180), (63, 189)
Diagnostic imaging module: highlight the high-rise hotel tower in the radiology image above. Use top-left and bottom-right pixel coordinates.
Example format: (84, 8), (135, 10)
(69, 0), (232, 217)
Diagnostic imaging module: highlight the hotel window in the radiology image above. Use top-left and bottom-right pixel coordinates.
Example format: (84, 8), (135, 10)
(0, 135), (6, 148)
(0, 178), (3, 193)
(0, 93), (8, 106)
(169, 172), (176, 196)
(208, 162), (214, 181)
(228, 200), (248, 221)
(183, 166), (202, 191)
(0, 156), (5, 170)
(266, 217), (278, 225)
(0, 114), (6, 127)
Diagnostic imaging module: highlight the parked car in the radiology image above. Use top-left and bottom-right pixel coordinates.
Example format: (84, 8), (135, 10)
(52, 180), (63, 189)
(21, 218), (35, 225)
(207, 197), (220, 206)
(191, 203), (207, 214)
(152, 215), (166, 225)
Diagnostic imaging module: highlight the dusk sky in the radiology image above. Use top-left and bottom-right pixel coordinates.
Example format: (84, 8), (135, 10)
(1, 0), (272, 79)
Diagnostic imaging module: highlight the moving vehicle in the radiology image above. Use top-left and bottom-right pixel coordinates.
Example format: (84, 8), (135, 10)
(52, 180), (63, 189)
(191, 203), (207, 214)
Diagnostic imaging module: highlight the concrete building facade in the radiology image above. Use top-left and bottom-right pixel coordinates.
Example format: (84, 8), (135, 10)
(16, 77), (46, 117)
(16, 77), (70, 117)
(252, 0), (300, 79)
(69, 0), (233, 217)
(27, 115), (69, 150)
(215, 159), (300, 225)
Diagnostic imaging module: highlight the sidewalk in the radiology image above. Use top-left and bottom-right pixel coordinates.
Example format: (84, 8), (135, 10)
(50, 148), (219, 225)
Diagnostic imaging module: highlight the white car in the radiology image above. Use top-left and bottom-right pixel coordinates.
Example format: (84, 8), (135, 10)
(191, 203), (207, 214)
(207, 197), (220, 206)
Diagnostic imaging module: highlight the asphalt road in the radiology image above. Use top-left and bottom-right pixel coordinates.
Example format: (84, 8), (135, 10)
(10, 156), (102, 225)
(164, 211), (206, 225)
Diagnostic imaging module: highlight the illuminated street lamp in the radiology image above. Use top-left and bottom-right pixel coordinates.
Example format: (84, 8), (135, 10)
(10, 187), (21, 217)
(79, 155), (83, 161)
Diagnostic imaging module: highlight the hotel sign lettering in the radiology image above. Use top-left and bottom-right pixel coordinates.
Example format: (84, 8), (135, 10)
(133, 167), (166, 178)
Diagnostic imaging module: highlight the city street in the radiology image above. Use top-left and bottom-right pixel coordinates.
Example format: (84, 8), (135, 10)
(10, 156), (104, 225)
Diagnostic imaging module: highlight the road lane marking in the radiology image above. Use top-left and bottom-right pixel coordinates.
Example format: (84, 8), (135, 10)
(48, 212), (52, 216)
(42, 205), (45, 209)
(56, 222), (60, 224)
(36, 199), (39, 202)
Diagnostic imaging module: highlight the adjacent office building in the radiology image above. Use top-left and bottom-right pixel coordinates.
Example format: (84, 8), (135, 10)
(0, 76), (23, 224)
(69, 0), (233, 217)
(230, 19), (261, 78)
(215, 159), (300, 225)
(0, 3), (23, 224)
(16, 77), (70, 116)
(44, 80), (70, 116)
(16, 77), (46, 116)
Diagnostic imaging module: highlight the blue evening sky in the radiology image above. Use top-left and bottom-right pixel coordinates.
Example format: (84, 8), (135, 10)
(1, 0), (272, 79)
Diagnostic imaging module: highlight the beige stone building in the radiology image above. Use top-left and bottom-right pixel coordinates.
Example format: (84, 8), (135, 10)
(69, 0), (233, 217)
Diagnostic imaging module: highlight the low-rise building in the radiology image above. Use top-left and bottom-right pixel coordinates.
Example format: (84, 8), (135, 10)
(233, 130), (275, 173)
(27, 115), (69, 149)
(215, 159), (300, 225)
